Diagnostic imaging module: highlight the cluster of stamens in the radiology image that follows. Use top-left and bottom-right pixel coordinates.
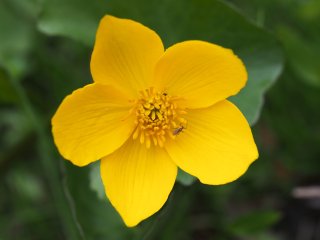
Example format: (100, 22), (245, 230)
(132, 87), (187, 148)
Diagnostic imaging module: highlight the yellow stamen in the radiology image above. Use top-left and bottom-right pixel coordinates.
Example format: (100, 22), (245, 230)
(133, 127), (140, 140)
(131, 88), (187, 148)
(140, 132), (145, 144)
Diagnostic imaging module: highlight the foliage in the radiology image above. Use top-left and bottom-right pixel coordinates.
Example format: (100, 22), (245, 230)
(0, 0), (319, 239)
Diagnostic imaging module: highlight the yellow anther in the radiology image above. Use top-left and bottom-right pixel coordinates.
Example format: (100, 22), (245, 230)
(154, 103), (160, 109)
(133, 127), (140, 140)
(144, 110), (151, 116)
(143, 103), (150, 109)
(151, 111), (156, 120)
(156, 111), (163, 120)
(132, 88), (187, 148)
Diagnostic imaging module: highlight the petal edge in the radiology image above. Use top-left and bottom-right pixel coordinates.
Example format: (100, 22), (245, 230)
(153, 40), (247, 108)
(91, 15), (164, 97)
(52, 83), (135, 166)
(101, 140), (177, 227)
(165, 100), (258, 185)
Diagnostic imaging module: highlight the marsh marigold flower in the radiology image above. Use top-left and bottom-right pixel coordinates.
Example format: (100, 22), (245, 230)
(52, 15), (258, 227)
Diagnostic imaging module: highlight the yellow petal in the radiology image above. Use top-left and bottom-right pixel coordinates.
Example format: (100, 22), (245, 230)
(100, 139), (177, 227)
(52, 83), (135, 166)
(91, 15), (164, 98)
(153, 41), (247, 108)
(165, 100), (258, 185)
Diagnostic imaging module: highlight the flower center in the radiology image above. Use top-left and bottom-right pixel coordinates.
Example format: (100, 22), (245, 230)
(132, 87), (187, 148)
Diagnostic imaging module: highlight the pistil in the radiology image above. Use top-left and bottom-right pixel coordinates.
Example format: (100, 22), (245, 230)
(132, 87), (187, 148)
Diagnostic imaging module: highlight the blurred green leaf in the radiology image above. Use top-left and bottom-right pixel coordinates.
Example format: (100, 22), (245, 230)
(64, 164), (137, 240)
(298, 0), (320, 21)
(6, 167), (44, 201)
(176, 169), (196, 186)
(227, 0), (320, 88)
(0, 109), (34, 174)
(0, 110), (32, 150)
(277, 25), (320, 88)
(229, 210), (281, 236)
(89, 162), (106, 200)
(38, 0), (283, 125)
(38, 0), (105, 45)
(8, 0), (43, 20)
(0, 1), (35, 79)
(0, 68), (18, 103)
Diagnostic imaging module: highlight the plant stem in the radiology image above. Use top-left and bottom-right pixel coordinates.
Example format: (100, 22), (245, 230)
(10, 77), (85, 240)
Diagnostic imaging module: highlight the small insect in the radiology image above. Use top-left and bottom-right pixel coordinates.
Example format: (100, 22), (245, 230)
(172, 125), (185, 136)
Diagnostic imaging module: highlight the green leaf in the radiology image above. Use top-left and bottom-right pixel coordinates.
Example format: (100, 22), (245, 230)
(277, 25), (320, 88)
(229, 210), (281, 236)
(0, 68), (18, 104)
(0, 110), (32, 149)
(0, 1), (35, 79)
(0, 109), (33, 167)
(227, 0), (320, 89)
(89, 161), (106, 200)
(6, 167), (44, 201)
(64, 163), (138, 239)
(176, 169), (196, 186)
(38, 0), (106, 45)
(38, 0), (283, 125)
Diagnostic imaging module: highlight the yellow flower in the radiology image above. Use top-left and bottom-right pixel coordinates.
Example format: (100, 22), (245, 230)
(52, 15), (258, 227)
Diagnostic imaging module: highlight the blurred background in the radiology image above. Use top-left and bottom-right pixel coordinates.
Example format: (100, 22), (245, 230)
(1, 0), (320, 239)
